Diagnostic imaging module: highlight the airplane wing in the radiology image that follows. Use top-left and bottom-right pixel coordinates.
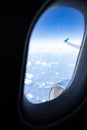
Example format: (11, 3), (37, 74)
(64, 38), (80, 49)
(65, 41), (80, 49)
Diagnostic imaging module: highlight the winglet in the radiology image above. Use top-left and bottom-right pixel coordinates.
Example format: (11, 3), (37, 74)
(64, 38), (69, 43)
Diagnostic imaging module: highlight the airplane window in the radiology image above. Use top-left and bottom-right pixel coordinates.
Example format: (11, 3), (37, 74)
(23, 7), (84, 104)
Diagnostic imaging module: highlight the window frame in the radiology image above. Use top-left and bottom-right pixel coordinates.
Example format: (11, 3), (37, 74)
(18, 0), (87, 128)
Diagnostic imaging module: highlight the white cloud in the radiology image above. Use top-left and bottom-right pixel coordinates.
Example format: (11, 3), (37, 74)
(41, 62), (47, 66)
(35, 61), (41, 64)
(25, 73), (33, 79)
(24, 79), (32, 85)
(27, 93), (33, 99)
(27, 61), (31, 66)
(69, 64), (75, 67)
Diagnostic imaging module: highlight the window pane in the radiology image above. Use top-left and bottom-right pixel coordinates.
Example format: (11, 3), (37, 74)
(24, 7), (85, 104)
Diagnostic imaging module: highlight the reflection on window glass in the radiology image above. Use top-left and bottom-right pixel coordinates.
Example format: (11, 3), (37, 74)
(24, 7), (84, 104)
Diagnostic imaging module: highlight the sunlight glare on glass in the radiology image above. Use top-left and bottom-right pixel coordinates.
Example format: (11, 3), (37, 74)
(24, 6), (84, 104)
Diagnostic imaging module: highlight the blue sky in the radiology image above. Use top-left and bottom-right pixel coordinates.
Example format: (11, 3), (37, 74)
(29, 6), (85, 52)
